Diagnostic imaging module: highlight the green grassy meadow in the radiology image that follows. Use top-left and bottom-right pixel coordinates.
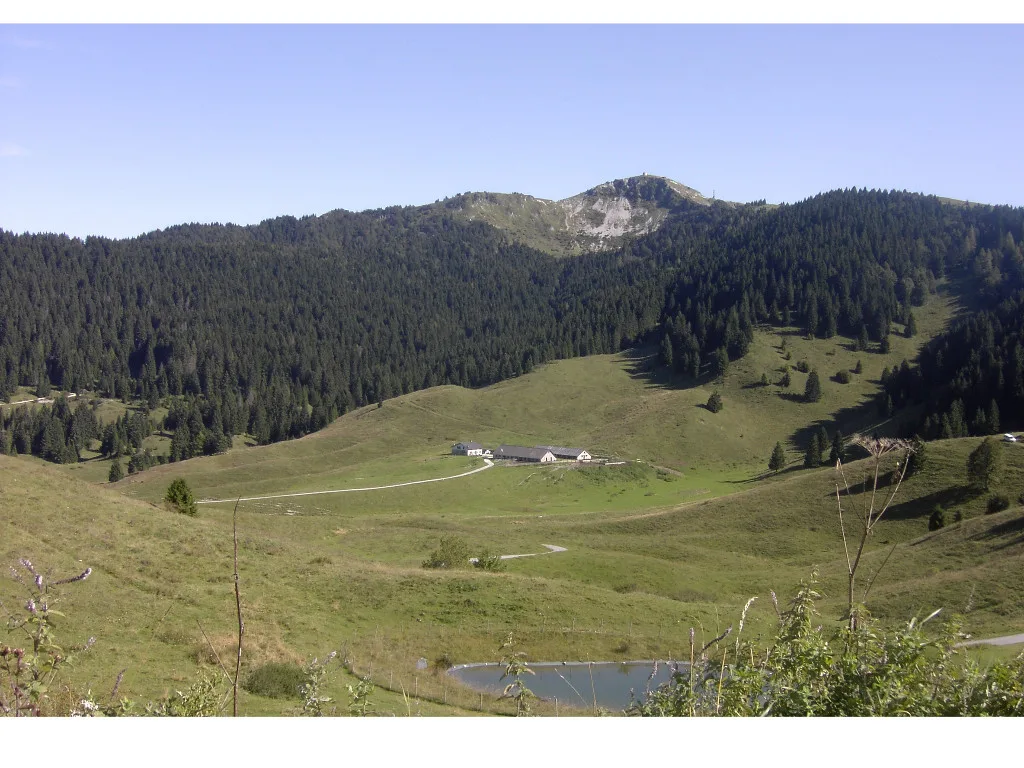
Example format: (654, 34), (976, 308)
(4, 288), (1023, 715)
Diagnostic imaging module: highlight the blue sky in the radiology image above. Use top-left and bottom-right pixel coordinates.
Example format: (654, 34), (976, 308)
(2, 24), (1022, 238)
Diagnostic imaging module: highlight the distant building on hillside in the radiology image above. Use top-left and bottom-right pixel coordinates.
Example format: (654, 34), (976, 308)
(452, 441), (485, 456)
(537, 446), (592, 462)
(493, 445), (555, 463)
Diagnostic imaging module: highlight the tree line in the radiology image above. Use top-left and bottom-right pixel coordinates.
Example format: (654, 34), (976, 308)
(2, 189), (1022, 466)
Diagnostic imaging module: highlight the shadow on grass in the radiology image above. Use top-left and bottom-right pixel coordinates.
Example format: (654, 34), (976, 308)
(885, 485), (983, 522)
(621, 345), (716, 391)
(972, 511), (1024, 549)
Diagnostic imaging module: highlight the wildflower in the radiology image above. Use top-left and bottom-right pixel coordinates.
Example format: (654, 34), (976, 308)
(25, 598), (37, 614)
(35, 574), (43, 590)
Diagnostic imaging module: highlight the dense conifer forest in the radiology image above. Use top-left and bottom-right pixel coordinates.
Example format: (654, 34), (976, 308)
(2, 186), (1023, 465)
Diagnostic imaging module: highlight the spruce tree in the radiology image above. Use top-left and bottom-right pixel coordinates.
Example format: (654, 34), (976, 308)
(987, 399), (1001, 434)
(804, 370), (822, 403)
(108, 459), (124, 483)
(829, 430), (845, 465)
(769, 442), (786, 474)
(905, 311), (918, 338)
(817, 426), (830, 462)
(804, 434), (822, 468)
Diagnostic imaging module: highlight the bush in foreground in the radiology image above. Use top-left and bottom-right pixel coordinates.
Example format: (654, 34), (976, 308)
(242, 662), (306, 699)
(631, 576), (1024, 717)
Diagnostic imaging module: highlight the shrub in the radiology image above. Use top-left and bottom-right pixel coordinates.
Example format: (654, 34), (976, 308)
(472, 551), (506, 571)
(423, 535), (471, 569)
(630, 575), (1024, 717)
(795, 360), (809, 373)
(986, 494), (1010, 514)
(779, 371), (791, 387)
(165, 478), (198, 516)
(706, 390), (723, 413)
(835, 370), (851, 384)
(854, 359), (863, 374)
(928, 505), (947, 531)
(243, 662), (306, 699)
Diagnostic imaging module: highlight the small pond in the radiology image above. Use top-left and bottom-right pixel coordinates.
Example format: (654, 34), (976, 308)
(448, 660), (681, 712)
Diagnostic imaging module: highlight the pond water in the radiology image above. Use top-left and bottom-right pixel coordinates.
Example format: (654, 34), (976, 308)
(448, 660), (681, 712)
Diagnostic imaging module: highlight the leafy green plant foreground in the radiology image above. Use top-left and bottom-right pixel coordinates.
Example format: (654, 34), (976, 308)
(633, 576), (1024, 717)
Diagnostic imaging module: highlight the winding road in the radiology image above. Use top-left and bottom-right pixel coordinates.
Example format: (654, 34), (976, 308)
(197, 458), (494, 505)
(958, 633), (1024, 648)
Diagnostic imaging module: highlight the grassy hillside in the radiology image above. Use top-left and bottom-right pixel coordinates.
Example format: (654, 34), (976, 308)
(7, 286), (1021, 715)
(5, 431), (1023, 715)
(95, 284), (953, 509)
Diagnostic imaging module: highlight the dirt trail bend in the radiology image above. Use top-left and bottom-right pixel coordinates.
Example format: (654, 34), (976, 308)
(197, 459), (493, 505)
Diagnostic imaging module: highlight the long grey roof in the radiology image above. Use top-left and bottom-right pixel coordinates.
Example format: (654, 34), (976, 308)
(494, 445), (553, 460)
(455, 442), (484, 450)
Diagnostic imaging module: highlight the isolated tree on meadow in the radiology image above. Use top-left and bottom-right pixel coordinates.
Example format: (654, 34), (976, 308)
(707, 390), (723, 413)
(966, 438), (1001, 492)
(769, 442), (786, 474)
(166, 477), (198, 516)
(108, 459), (124, 483)
(804, 370), (822, 403)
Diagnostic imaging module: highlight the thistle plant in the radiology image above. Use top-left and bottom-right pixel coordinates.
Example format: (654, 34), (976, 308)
(300, 651), (338, 716)
(498, 632), (536, 716)
(1, 558), (94, 716)
(346, 675), (375, 716)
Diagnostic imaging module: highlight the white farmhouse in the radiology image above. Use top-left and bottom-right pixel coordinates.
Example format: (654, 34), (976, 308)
(452, 441), (485, 456)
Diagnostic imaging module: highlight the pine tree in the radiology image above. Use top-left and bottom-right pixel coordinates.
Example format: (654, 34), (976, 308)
(905, 311), (918, 338)
(108, 459), (124, 483)
(712, 347), (729, 380)
(769, 442), (786, 474)
(817, 426), (830, 462)
(907, 436), (926, 476)
(854, 359), (863, 374)
(987, 399), (1001, 434)
(804, 434), (822, 468)
(660, 334), (673, 369)
(829, 430), (845, 465)
(804, 370), (822, 403)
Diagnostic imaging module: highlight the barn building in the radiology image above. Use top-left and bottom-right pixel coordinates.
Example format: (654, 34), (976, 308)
(493, 445), (556, 463)
(537, 446), (592, 462)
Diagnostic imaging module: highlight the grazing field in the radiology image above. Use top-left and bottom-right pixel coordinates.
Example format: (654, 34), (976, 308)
(6, 289), (1022, 715)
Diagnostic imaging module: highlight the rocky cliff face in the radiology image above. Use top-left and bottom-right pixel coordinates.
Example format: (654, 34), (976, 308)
(444, 175), (731, 257)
